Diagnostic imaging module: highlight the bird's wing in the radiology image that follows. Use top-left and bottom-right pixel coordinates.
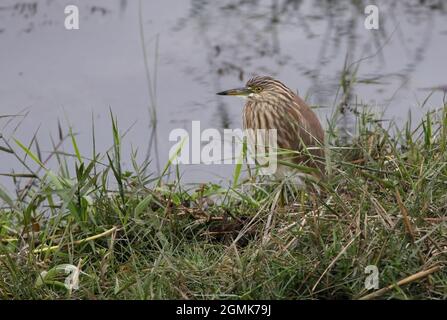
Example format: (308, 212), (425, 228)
(277, 95), (325, 172)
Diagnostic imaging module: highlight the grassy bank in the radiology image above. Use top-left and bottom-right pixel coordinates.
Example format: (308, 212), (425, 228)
(0, 105), (446, 300)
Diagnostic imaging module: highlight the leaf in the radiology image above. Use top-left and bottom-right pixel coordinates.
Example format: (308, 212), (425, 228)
(14, 139), (45, 168)
(35, 264), (86, 292)
(70, 128), (82, 163)
(0, 187), (14, 208)
(277, 160), (319, 174)
(134, 194), (153, 217)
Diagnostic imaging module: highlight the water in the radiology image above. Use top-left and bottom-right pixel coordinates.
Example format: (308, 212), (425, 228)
(1, 0), (446, 188)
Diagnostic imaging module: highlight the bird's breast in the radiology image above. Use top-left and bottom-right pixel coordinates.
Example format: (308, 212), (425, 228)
(243, 100), (280, 131)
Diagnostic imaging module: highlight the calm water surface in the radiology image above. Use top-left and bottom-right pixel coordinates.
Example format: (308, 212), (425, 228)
(1, 0), (447, 187)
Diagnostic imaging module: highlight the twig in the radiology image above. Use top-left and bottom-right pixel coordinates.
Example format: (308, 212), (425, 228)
(359, 266), (441, 300)
(395, 188), (416, 242)
(395, 187), (426, 266)
(32, 226), (118, 254)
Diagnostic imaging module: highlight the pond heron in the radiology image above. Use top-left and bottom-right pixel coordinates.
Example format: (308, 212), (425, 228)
(217, 76), (325, 183)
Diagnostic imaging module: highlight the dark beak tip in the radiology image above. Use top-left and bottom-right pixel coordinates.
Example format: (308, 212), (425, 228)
(216, 91), (227, 96)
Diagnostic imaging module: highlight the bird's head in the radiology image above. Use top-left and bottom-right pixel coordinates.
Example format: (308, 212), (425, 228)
(217, 76), (292, 102)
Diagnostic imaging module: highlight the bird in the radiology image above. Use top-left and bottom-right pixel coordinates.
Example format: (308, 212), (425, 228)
(217, 76), (325, 184)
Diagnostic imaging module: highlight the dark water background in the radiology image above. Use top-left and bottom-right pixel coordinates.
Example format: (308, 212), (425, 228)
(1, 0), (447, 188)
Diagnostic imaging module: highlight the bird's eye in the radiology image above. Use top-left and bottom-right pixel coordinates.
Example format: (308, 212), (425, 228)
(253, 86), (262, 93)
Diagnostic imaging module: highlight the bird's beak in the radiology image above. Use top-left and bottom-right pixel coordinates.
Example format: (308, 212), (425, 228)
(217, 87), (252, 97)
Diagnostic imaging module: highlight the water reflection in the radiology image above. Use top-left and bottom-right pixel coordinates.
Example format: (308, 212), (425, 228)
(174, 0), (446, 130)
(0, 0), (446, 184)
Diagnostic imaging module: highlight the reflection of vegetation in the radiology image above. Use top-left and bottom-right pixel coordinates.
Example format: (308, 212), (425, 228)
(178, 0), (445, 130)
(2, 0), (445, 132)
(0, 1), (128, 34)
(180, 0), (444, 77)
(7, 2), (38, 18)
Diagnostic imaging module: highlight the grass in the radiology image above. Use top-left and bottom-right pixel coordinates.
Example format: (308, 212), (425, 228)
(0, 99), (447, 300)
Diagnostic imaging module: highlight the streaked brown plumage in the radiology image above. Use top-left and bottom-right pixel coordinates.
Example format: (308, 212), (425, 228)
(218, 76), (325, 179)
